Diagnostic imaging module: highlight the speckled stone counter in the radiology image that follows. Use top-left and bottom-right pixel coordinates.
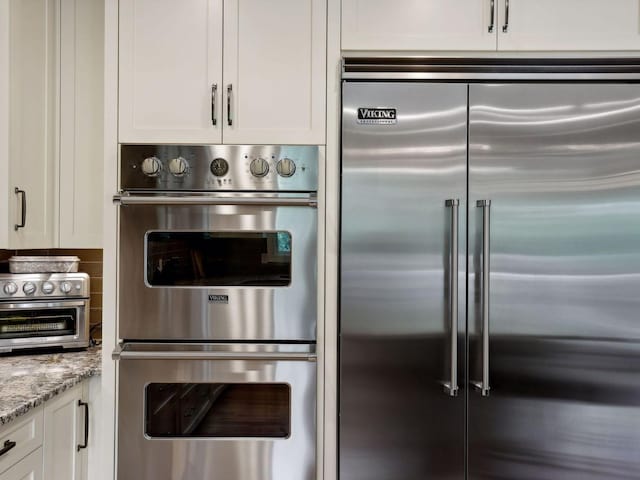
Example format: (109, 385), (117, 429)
(0, 347), (101, 425)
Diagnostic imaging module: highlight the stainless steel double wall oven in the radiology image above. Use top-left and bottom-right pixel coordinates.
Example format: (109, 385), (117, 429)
(114, 145), (319, 480)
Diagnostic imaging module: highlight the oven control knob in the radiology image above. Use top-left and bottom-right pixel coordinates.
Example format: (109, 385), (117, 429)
(141, 156), (162, 177)
(168, 157), (188, 177)
(41, 281), (55, 295)
(60, 281), (72, 294)
(210, 157), (229, 177)
(23, 282), (36, 296)
(250, 158), (269, 177)
(3, 282), (17, 296)
(276, 158), (296, 177)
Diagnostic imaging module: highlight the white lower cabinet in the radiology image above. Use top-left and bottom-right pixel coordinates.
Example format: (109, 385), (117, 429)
(43, 384), (88, 480)
(0, 382), (89, 480)
(2, 449), (43, 480)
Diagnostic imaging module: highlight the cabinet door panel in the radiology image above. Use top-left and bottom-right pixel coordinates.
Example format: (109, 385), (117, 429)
(222, 0), (326, 144)
(2, 448), (43, 480)
(119, 0), (222, 143)
(342, 0), (497, 51)
(59, 0), (103, 248)
(8, 0), (57, 248)
(43, 384), (84, 480)
(497, 0), (640, 50)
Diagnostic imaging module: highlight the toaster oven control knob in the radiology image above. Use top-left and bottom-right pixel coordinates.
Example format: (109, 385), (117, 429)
(41, 281), (55, 295)
(141, 156), (162, 177)
(168, 157), (188, 177)
(60, 281), (72, 294)
(250, 158), (269, 177)
(23, 282), (36, 296)
(3, 282), (17, 295)
(210, 157), (229, 177)
(276, 158), (296, 177)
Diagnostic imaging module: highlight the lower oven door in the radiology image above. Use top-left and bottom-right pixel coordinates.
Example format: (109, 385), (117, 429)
(115, 343), (317, 480)
(0, 300), (88, 352)
(117, 194), (317, 342)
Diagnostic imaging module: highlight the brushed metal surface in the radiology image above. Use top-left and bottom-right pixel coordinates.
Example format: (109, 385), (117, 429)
(0, 299), (89, 353)
(340, 82), (467, 480)
(468, 84), (640, 480)
(118, 201), (316, 341)
(117, 344), (316, 480)
(120, 144), (319, 192)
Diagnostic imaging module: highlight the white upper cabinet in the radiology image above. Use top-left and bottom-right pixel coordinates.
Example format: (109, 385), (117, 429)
(496, 0), (640, 51)
(1, 0), (104, 249)
(119, 0), (326, 145)
(118, 0), (223, 144)
(222, 0), (326, 144)
(341, 0), (640, 51)
(7, 0), (57, 249)
(342, 0), (497, 51)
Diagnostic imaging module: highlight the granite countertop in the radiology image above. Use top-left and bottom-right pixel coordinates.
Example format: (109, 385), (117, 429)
(0, 346), (102, 426)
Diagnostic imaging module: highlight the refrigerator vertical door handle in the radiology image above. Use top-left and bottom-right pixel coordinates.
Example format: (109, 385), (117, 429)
(474, 200), (491, 397)
(444, 199), (459, 397)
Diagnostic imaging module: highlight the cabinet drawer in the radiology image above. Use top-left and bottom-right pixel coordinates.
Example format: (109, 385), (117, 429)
(0, 447), (43, 480)
(0, 408), (43, 475)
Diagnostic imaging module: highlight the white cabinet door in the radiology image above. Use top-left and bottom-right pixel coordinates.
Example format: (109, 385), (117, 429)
(497, 0), (640, 51)
(59, 0), (103, 248)
(222, 0), (326, 144)
(119, 0), (223, 143)
(342, 0), (497, 51)
(1, 448), (43, 480)
(8, 0), (57, 248)
(43, 384), (87, 480)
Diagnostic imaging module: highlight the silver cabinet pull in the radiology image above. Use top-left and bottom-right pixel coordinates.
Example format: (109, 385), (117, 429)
(444, 199), (459, 397)
(502, 0), (510, 33)
(211, 83), (218, 126)
(14, 187), (26, 231)
(227, 84), (233, 126)
(474, 200), (491, 396)
(488, 0), (495, 33)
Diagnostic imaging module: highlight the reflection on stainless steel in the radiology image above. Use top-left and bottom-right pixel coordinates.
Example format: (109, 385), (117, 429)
(341, 77), (640, 480)
(117, 145), (318, 342)
(340, 82), (467, 480)
(468, 84), (640, 479)
(119, 202), (316, 341)
(117, 343), (316, 480)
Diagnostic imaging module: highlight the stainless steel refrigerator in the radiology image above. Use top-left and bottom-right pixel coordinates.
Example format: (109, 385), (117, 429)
(340, 59), (640, 480)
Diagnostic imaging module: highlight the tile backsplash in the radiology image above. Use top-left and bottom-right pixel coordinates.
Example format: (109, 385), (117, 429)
(0, 249), (103, 339)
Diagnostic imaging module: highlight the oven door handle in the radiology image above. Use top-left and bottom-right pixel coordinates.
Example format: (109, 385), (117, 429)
(112, 348), (317, 362)
(113, 194), (317, 208)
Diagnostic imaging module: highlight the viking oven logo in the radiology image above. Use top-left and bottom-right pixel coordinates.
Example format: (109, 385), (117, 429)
(208, 294), (229, 304)
(357, 107), (397, 125)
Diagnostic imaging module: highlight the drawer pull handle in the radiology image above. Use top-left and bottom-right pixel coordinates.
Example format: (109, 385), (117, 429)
(0, 439), (16, 457)
(77, 400), (89, 451)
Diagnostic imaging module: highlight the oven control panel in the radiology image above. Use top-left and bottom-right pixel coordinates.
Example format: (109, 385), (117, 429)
(120, 145), (319, 192)
(0, 273), (90, 300)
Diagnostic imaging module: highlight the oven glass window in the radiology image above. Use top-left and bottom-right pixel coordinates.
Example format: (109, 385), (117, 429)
(146, 232), (292, 287)
(0, 308), (77, 339)
(145, 383), (291, 438)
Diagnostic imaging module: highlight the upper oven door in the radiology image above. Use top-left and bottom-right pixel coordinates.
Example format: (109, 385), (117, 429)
(118, 194), (317, 341)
